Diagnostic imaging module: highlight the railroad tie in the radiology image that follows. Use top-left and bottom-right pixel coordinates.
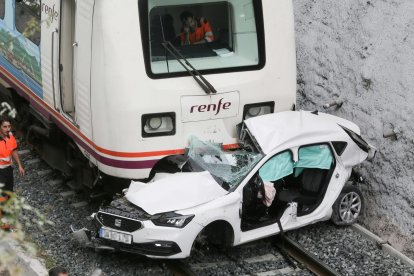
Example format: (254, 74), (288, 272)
(60, 190), (76, 198)
(26, 158), (42, 165)
(37, 169), (54, 176)
(71, 201), (88, 209)
(17, 149), (31, 156)
(48, 179), (63, 186)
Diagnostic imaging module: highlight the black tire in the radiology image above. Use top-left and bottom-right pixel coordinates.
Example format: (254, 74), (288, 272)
(331, 184), (364, 226)
(190, 230), (207, 255)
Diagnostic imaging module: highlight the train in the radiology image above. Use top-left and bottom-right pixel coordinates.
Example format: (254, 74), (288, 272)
(0, 0), (296, 191)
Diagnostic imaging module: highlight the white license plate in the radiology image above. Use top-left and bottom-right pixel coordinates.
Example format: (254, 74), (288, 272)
(99, 228), (132, 244)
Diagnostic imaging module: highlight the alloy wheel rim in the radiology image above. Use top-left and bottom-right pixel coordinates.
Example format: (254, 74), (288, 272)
(339, 191), (361, 223)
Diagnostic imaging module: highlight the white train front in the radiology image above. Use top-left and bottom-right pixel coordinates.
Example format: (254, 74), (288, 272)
(0, 0), (296, 188)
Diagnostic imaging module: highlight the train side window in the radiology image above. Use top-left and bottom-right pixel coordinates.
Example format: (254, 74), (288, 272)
(139, 0), (265, 78)
(15, 0), (41, 45)
(0, 0), (5, 20)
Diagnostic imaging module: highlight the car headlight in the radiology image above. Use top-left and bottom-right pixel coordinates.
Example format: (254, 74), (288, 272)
(142, 112), (176, 137)
(151, 212), (194, 228)
(243, 102), (274, 120)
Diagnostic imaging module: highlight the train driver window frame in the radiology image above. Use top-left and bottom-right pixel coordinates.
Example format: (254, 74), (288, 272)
(139, 0), (266, 79)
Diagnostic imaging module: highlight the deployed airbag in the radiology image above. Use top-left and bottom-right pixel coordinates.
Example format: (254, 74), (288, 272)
(259, 151), (294, 182)
(259, 145), (333, 181)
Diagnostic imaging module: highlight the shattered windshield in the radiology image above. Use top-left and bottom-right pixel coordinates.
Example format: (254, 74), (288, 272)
(187, 137), (263, 190)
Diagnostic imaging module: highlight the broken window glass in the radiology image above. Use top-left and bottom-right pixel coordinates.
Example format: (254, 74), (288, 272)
(187, 136), (263, 190)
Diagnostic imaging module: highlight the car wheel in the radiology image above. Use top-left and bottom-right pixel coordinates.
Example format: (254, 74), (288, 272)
(331, 185), (364, 226)
(191, 230), (208, 254)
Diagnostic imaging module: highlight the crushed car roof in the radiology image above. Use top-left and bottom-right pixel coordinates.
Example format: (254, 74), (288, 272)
(244, 110), (360, 154)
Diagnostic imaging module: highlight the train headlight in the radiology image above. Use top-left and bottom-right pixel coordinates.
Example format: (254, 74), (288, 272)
(243, 102), (274, 120)
(146, 117), (163, 130)
(142, 112), (176, 137)
(247, 107), (262, 117)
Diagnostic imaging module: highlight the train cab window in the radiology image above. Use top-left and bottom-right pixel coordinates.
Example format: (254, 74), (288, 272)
(0, 0), (5, 20)
(139, 0), (265, 78)
(15, 0), (40, 45)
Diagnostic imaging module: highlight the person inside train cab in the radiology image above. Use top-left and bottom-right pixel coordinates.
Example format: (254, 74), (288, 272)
(179, 11), (214, 45)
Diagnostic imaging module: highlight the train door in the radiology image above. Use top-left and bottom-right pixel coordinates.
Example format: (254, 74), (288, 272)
(41, 0), (65, 114)
(41, 0), (77, 122)
(42, 0), (94, 129)
(59, 0), (76, 119)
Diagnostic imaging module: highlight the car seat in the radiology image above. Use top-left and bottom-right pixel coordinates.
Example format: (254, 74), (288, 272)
(278, 168), (327, 205)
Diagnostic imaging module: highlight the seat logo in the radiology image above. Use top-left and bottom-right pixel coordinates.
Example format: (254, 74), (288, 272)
(114, 219), (122, 227)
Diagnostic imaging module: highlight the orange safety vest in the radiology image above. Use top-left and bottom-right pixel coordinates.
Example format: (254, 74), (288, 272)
(180, 18), (214, 45)
(0, 133), (17, 168)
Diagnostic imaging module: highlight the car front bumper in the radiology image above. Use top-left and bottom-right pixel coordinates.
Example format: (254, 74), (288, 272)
(72, 214), (203, 259)
(94, 238), (182, 257)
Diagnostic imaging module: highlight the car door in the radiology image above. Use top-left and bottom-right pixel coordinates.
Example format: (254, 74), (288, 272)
(285, 143), (347, 228)
(237, 149), (297, 245)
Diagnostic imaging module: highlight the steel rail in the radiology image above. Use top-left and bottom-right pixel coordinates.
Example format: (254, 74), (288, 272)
(274, 235), (340, 276)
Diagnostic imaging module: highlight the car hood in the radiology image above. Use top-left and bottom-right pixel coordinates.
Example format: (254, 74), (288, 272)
(125, 171), (228, 215)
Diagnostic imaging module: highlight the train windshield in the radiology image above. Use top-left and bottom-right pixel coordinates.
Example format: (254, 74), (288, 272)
(139, 0), (265, 78)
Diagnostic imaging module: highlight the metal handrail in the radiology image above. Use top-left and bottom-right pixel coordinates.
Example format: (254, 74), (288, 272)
(51, 28), (59, 110)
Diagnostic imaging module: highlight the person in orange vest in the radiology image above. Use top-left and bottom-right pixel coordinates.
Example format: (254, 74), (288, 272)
(0, 116), (24, 192)
(179, 11), (214, 45)
(0, 116), (24, 229)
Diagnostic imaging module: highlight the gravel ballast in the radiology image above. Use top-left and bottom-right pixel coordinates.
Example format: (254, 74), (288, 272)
(287, 223), (414, 276)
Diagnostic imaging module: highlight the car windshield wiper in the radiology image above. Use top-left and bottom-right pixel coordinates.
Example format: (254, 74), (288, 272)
(161, 41), (217, 95)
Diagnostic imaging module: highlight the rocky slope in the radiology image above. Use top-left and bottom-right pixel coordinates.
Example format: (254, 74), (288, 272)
(294, 0), (414, 258)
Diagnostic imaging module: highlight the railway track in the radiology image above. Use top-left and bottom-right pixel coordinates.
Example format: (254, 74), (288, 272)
(13, 143), (414, 276)
(164, 234), (340, 276)
(167, 240), (305, 276)
(274, 235), (338, 275)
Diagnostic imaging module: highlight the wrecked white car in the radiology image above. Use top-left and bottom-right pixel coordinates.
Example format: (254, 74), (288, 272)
(75, 111), (375, 258)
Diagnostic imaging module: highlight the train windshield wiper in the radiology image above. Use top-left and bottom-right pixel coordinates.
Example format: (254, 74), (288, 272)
(161, 41), (217, 95)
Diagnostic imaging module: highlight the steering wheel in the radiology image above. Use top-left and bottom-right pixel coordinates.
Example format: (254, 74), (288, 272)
(253, 174), (265, 198)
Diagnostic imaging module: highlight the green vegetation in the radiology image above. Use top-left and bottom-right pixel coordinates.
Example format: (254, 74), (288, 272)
(0, 189), (53, 275)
